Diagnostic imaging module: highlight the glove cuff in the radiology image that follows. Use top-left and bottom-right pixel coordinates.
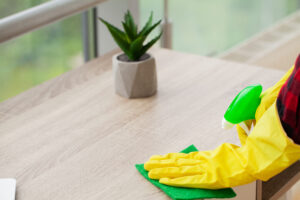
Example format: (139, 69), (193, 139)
(244, 102), (300, 181)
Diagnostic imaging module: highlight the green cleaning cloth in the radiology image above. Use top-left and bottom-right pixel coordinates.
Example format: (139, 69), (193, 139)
(135, 145), (236, 200)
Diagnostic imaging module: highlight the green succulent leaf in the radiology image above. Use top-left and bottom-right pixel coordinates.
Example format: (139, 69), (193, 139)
(138, 11), (153, 37)
(124, 10), (137, 38)
(99, 18), (130, 56)
(141, 31), (163, 56)
(138, 19), (162, 41)
(122, 22), (134, 42)
(99, 11), (161, 61)
(129, 36), (146, 60)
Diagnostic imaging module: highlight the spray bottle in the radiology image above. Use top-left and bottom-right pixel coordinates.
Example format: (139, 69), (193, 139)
(222, 84), (263, 134)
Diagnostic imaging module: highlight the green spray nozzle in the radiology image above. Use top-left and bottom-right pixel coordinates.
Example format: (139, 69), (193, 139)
(222, 84), (263, 134)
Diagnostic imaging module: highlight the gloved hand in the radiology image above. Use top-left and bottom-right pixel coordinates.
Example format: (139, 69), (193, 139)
(144, 66), (300, 189)
(145, 103), (300, 189)
(236, 65), (294, 145)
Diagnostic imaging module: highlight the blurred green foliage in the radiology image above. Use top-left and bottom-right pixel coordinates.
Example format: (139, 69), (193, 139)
(0, 0), (82, 101)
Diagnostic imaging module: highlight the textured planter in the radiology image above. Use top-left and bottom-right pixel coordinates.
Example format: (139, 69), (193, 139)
(113, 53), (157, 99)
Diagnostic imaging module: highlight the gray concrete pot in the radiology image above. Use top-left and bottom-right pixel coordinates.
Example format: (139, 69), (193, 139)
(113, 53), (157, 98)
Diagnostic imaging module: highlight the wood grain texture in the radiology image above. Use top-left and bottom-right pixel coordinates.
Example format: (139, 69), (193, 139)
(0, 48), (285, 200)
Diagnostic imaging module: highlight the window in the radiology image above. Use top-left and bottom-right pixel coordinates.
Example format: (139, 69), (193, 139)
(140, 0), (299, 55)
(1, 0), (299, 101)
(0, 16), (83, 102)
(0, 2), (83, 102)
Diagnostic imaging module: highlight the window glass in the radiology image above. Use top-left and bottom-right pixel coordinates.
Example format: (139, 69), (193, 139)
(0, 14), (83, 101)
(140, 0), (299, 55)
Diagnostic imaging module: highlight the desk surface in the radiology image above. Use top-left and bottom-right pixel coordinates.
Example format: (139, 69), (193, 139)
(0, 48), (284, 200)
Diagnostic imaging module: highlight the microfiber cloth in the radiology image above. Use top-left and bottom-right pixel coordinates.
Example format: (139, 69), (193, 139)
(135, 145), (236, 200)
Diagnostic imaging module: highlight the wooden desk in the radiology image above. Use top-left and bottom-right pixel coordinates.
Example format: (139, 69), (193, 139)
(0, 48), (290, 200)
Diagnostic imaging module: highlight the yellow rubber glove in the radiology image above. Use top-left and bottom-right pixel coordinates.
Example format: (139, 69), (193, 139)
(236, 65), (294, 146)
(145, 103), (300, 189)
(144, 66), (300, 189)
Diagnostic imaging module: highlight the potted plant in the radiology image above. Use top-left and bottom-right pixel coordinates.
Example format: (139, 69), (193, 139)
(99, 11), (162, 98)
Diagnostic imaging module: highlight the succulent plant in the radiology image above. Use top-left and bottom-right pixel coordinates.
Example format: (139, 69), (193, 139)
(99, 10), (162, 61)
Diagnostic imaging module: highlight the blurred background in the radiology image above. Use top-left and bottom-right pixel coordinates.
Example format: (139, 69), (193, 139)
(0, 0), (300, 199)
(0, 0), (299, 102)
